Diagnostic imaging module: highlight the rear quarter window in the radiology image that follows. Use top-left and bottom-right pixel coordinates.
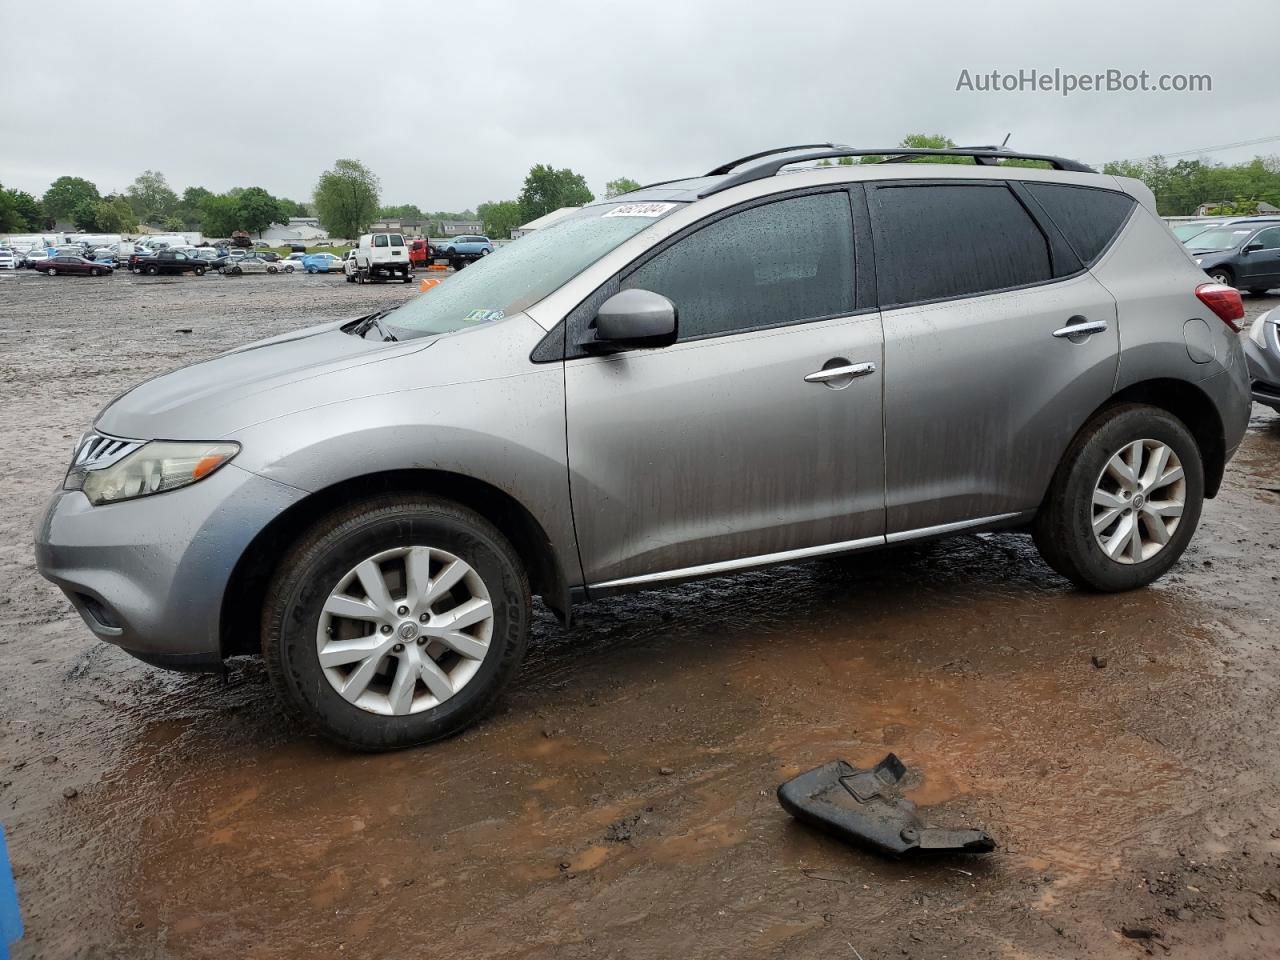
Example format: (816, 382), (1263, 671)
(1023, 182), (1136, 266)
(870, 183), (1052, 307)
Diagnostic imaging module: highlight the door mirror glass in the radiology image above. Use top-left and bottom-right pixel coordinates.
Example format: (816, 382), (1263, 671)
(589, 289), (678, 351)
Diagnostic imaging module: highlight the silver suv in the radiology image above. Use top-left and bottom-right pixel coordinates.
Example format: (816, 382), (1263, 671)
(35, 144), (1252, 750)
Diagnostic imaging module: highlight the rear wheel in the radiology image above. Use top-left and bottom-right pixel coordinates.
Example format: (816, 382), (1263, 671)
(268, 265), (278, 274)
(145, 265), (159, 276)
(1033, 404), (1203, 591)
(231, 265), (242, 276)
(195, 266), (206, 276)
(48, 267), (57, 276)
(262, 495), (531, 751)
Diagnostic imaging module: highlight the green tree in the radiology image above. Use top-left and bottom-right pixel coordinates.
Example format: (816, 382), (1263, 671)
(313, 159), (380, 241)
(43, 176), (100, 222)
(860, 134), (963, 165)
(477, 199), (522, 239)
(279, 197), (310, 218)
(0, 189), (19, 233)
(604, 177), (641, 199)
(71, 198), (102, 231)
(379, 203), (425, 220)
(174, 186), (212, 229)
(199, 194), (240, 237)
(235, 186), (282, 236)
(102, 195), (139, 232)
(126, 170), (178, 224)
(518, 164), (593, 222)
(5, 190), (45, 229)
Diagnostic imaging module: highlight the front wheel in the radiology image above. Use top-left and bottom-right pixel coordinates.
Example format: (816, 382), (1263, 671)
(1207, 267), (1234, 287)
(145, 265), (159, 276)
(195, 266), (206, 276)
(1033, 403), (1204, 592)
(48, 267), (57, 276)
(262, 495), (531, 751)
(267, 265), (278, 274)
(91, 268), (101, 277)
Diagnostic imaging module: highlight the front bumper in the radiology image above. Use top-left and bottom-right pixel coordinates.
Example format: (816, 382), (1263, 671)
(34, 462), (305, 670)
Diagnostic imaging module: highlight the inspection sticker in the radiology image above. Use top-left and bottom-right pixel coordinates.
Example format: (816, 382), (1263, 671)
(463, 309), (505, 323)
(603, 202), (676, 218)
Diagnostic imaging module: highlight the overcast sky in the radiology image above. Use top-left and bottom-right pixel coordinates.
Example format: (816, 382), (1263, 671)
(2, 0), (1276, 212)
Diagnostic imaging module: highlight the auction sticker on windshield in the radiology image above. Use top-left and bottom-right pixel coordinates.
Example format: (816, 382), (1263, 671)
(603, 202), (676, 218)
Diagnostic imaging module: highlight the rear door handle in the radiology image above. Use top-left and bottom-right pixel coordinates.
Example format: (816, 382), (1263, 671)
(1052, 317), (1108, 340)
(804, 361), (877, 383)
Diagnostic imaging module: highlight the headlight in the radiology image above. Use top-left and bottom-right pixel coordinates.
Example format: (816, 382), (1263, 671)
(66, 440), (240, 505)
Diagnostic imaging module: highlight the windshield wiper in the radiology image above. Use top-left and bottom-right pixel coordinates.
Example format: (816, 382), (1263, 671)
(349, 310), (398, 342)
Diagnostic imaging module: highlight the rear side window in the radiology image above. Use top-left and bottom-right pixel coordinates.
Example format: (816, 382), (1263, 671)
(374, 235), (388, 248)
(624, 191), (856, 340)
(390, 234), (404, 246)
(1023, 182), (1135, 266)
(871, 183), (1051, 307)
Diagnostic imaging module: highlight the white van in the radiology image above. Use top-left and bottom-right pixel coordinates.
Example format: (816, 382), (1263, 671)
(352, 232), (412, 284)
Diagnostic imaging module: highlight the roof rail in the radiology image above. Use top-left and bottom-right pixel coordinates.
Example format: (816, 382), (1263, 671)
(704, 143), (848, 177)
(699, 145), (1095, 197)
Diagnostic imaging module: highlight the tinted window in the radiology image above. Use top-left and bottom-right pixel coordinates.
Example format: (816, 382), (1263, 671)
(872, 184), (1051, 306)
(624, 192), (855, 340)
(1252, 226), (1280, 250)
(1024, 182), (1135, 265)
(374, 235), (388, 248)
(390, 234), (404, 246)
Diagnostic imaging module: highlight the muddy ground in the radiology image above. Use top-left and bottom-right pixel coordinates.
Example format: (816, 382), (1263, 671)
(1, 267), (1279, 959)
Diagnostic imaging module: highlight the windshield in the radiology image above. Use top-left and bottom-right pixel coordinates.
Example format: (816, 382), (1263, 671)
(381, 202), (684, 339)
(1187, 226), (1257, 252)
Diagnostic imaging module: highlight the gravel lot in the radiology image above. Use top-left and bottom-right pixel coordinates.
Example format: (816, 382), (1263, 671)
(1, 268), (1280, 959)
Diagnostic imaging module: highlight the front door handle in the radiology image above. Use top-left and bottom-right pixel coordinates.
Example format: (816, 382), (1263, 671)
(1052, 317), (1108, 340)
(804, 360), (877, 384)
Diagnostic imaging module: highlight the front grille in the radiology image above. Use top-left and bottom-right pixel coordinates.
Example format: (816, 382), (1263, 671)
(64, 430), (145, 490)
(72, 430), (143, 470)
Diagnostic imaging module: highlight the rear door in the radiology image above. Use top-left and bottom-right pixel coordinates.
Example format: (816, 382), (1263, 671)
(869, 179), (1124, 535)
(564, 188), (886, 588)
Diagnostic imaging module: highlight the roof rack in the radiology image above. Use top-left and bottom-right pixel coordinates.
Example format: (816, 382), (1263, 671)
(699, 145), (1095, 197)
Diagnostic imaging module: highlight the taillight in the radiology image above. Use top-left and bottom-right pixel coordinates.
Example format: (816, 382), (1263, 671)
(1195, 282), (1245, 332)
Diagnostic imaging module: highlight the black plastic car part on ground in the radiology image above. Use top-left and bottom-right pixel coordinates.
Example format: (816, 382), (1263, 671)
(777, 754), (996, 856)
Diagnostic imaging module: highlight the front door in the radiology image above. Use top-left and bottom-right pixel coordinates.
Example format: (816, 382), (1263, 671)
(1237, 225), (1280, 292)
(564, 189), (886, 588)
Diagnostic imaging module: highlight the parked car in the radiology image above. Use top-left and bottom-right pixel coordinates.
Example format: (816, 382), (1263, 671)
(33, 254), (112, 276)
(258, 251), (282, 263)
(35, 143), (1252, 751)
(302, 252), (343, 274)
(442, 234), (493, 269)
(352, 232), (412, 283)
(21, 250), (51, 268)
(343, 249), (359, 281)
(0, 248), (17, 270)
(1245, 309), (1280, 412)
(224, 256), (280, 276)
(284, 253), (308, 271)
(132, 250), (208, 276)
(1185, 220), (1280, 294)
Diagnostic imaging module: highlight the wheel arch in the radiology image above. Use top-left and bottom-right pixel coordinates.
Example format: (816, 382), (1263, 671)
(219, 468), (571, 658)
(1071, 377), (1227, 499)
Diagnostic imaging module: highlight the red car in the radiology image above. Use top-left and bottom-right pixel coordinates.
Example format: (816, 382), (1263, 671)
(34, 255), (113, 277)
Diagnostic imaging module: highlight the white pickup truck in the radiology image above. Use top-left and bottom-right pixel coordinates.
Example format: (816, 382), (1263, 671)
(352, 232), (413, 284)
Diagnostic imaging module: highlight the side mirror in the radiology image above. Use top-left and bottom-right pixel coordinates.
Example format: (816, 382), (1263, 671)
(586, 289), (678, 351)
(1243, 242), (1264, 254)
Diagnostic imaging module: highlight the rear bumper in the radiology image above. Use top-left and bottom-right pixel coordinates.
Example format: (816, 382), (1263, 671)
(1244, 328), (1280, 411)
(34, 463), (305, 669)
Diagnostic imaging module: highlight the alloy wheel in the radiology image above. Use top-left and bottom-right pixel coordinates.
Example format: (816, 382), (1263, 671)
(1091, 438), (1186, 564)
(316, 546), (494, 716)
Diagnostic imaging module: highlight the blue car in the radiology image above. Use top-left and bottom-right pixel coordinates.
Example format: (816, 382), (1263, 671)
(302, 253), (342, 274)
(442, 235), (493, 258)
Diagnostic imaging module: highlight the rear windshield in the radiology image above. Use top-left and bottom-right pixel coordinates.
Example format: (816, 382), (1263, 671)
(382, 202), (683, 339)
(1172, 222), (1215, 241)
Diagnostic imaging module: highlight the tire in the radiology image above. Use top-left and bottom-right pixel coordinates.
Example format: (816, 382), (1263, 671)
(346, 272), (356, 283)
(91, 268), (101, 277)
(284, 265), (294, 273)
(48, 268), (57, 276)
(195, 266), (205, 276)
(268, 265), (278, 274)
(480, 248), (490, 256)
(1033, 403), (1204, 592)
(1208, 267), (1234, 287)
(262, 495), (531, 751)
(231, 265), (242, 276)
(145, 265), (159, 276)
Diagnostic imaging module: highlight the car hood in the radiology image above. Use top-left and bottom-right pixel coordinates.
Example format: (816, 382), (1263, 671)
(95, 319), (440, 440)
